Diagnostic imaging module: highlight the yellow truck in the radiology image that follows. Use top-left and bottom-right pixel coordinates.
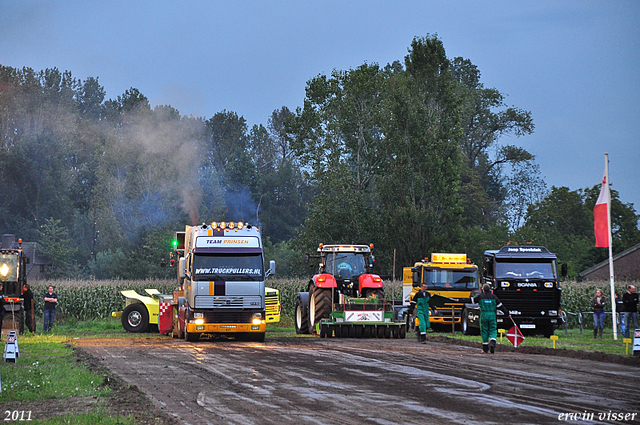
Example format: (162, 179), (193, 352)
(403, 253), (479, 329)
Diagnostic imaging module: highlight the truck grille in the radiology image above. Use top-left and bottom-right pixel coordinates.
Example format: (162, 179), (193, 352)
(495, 289), (559, 316)
(265, 293), (279, 315)
(194, 295), (262, 309)
(203, 310), (255, 323)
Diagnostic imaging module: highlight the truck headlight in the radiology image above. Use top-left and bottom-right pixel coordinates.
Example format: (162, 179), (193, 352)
(195, 319), (204, 325)
(544, 282), (554, 288)
(501, 281), (510, 287)
(548, 310), (558, 316)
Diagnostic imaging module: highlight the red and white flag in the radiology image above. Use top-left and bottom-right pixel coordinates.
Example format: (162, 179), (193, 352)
(506, 325), (525, 348)
(594, 174), (610, 248)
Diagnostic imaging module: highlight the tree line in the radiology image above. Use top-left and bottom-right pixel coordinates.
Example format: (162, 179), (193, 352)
(1, 35), (638, 280)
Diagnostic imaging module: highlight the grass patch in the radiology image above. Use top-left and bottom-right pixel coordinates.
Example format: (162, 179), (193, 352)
(0, 335), (110, 403)
(434, 326), (637, 356)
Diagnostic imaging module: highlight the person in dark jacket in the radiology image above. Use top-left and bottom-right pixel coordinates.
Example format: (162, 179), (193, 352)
(473, 284), (510, 354)
(22, 283), (35, 333)
(592, 289), (606, 339)
(43, 285), (58, 332)
(409, 282), (437, 344)
(622, 285), (638, 339)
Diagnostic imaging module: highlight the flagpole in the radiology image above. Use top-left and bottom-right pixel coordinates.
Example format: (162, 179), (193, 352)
(604, 153), (617, 340)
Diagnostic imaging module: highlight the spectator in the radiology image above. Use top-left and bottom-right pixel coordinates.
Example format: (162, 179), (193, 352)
(615, 292), (625, 336)
(622, 285), (639, 339)
(23, 283), (35, 333)
(592, 289), (606, 339)
(43, 285), (58, 332)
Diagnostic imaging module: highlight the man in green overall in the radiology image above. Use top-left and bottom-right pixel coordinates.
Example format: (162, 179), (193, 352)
(474, 284), (511, 353)
(410, 282), (437, 344)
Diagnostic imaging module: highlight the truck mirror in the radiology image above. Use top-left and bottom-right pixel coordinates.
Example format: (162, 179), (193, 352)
(266, 260), (276, 278)
(561, 263), (568, 277)
(412, 271), (420, 287)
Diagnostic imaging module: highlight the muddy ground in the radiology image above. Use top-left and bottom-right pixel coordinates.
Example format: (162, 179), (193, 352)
(57, 335), (640, 425)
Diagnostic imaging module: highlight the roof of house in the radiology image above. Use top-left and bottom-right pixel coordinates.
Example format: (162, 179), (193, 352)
(579, 242), (640, 278)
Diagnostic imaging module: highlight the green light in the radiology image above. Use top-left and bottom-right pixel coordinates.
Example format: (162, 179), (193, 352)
(172, 240), (178, 247)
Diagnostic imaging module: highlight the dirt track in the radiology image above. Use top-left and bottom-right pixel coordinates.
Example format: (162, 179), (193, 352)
(76, 335), (640, 425)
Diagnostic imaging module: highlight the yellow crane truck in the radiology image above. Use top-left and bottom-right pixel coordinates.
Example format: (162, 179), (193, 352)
(403, 253), (479, 332)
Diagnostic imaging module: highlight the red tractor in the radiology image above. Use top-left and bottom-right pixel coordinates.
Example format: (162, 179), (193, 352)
(295, 244), (384, 334)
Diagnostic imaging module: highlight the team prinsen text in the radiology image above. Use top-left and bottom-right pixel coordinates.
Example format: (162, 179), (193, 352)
(558, 411), (637, 422)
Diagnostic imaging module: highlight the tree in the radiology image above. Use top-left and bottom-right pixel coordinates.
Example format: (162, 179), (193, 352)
(38, 218), (78, 278)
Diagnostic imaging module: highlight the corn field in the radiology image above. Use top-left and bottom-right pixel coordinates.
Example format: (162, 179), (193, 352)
(26, 278), (639, 327)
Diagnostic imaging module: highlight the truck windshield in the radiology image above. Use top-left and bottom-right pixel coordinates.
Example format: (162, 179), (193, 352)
(192, 253), (263, 281)
(0, 255), (18, 282)
(424, 269), (478, 290)
(325, 253), (367, 279)
(495, 261), (556, 279)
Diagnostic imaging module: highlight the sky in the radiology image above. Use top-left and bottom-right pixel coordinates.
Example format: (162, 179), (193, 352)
(1, 1), (639, 211)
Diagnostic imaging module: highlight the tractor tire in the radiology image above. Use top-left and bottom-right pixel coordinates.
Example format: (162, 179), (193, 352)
(384, 326), (391, 339)
(399, 324), (406, 339)
(354, 325), (363, 338)
(122, 303), (149, 333)
(392, 325), (399, 339)
(294, 294), (309, 334)
(362, 288), (384, 299)
(2, 310), (24, 336)
(363, 325), (372, 338)
(462, 308), (479, 336)
(320, 324), (327, 338)
(377, 325), (385, 338)
(308, 286), (333, 334)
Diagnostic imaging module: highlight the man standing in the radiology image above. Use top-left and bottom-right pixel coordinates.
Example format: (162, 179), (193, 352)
(474, 284), (511, 354)
(410, 282), (436, 344)
(43, 285), (58, 332)
(622, 285), (638, 339)
(23, 283), (35, 333)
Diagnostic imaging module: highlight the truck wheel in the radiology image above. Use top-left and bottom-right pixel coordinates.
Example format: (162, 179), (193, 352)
(251, 332), (266, 342)
(122, 304), (149, 333)
(294, 294), (309, 334)
(185, 328), (199, 342)
(461, 308), (478, 336)
(542, 324), (554, 338)
(308, 286), (332, 334)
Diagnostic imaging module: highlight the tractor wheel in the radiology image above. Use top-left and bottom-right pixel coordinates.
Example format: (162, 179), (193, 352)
(348, 325), (355, 338)
(462, 308), (479, 336)
(308, 286), (333, 334)
(294, 294), (309, 334)
(362, 288), (384, 299)
(392, 326), (399, 339)
(2, 310), (24, 336)
(363, 325), (372, 338)
(354, 325), (363, 338)
(377, 325), (385, 338)
(399, 324), (406, 339)
(384, 326), (391, 339)
(122, 304), (149, 333)
(320, 324), (327, 338)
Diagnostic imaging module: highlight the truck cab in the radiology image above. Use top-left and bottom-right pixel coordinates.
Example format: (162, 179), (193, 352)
(478, 246), (565, 337)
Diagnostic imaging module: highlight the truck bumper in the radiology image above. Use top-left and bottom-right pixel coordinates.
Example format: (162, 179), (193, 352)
(185, 322), (267, 334)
